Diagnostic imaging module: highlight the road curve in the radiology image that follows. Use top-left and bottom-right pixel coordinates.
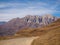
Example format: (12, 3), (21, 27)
(0, 37), (38, 45)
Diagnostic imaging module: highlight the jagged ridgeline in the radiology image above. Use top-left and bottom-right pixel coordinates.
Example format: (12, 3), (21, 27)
(0, 15), (57, 36)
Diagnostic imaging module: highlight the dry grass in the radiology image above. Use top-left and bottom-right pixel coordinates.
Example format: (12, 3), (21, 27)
(0, 19), (60, 40)
(16, 19), (60, 37)
(31, 28), (60, 45)
(31, 19), (60, 45)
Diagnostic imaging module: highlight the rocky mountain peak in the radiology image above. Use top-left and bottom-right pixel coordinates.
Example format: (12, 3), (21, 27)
(0, 15), (58, 36)
(42, 14), (53, 18)
(23, 15), (57, 24)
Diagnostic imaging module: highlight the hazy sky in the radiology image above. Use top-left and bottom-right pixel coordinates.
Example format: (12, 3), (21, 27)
(0, 0), (60, 21)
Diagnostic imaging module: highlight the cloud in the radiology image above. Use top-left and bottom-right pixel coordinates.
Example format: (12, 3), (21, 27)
(0, 0), (60, 21)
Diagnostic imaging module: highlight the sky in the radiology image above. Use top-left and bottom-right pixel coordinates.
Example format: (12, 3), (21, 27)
(0, 0), (60, 21)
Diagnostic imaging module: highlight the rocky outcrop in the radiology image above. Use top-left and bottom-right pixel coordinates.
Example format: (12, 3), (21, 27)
(0, 15), (57, 36)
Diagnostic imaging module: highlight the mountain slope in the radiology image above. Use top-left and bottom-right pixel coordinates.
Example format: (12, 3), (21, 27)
(0, 18), (60, 40)
(0, 21), (6, 25)
(32, 28), (60, 45)
(0, 15), (57, 36)
(31, 19), (60, 45)
(15, 18), (60, 37)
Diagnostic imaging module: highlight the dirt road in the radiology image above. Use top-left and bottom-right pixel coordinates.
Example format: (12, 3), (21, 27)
(0, 37), (38, 45)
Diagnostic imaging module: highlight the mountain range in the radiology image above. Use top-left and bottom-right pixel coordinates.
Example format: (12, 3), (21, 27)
(0, 22), (6, 25)
(0, 15), (57, 36)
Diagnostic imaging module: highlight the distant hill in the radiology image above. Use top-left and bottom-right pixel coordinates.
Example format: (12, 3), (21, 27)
(0, 21), (6, 25)
(0, 15), (57, 36)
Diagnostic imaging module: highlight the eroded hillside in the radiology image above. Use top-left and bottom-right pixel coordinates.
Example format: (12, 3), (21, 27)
(0, 18), (60, 40)
(31, 19), (60, 45)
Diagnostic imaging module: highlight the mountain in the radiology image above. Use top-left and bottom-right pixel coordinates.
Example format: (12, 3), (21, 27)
(0, 15), (57, 36)
(23, 15), (57, 25)
(31, 19), (60, 45)
(15, 18), (60, 37)
(0, 21), (6, 25)
(0, 17), (60, 40)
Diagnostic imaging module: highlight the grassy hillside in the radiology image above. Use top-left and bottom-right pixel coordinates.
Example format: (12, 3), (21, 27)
(15, 19), (60, 37)
(31, 28), (60, 45)
(31, 19), (60, 45)
(0, 19), (60, 40)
